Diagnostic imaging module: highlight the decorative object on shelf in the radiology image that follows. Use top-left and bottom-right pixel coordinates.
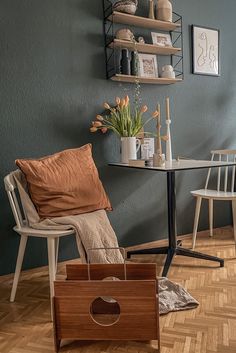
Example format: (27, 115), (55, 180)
(192, 25), (220, 76)
(131, 51), (139, 75)
(156, 0), (172, 22)
(121, 137), (141, 163)
(113, 0), (138, 15)
(138, 53), (158, 77)
(148, 0), (155, 19)
(89, 96), (157, 163)
(151, 32), (172, 47)
(161, 65), (175, 78)
(116, 28), (135, 42)
(165, 97), (172, 162)
(138, 36), (145, 44)
(120, 49), (131, 75)
(141, 137), (155, 159)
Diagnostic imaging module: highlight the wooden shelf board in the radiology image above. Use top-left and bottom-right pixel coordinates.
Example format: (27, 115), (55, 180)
(111, 74), (182, 85)
(108, 39), (181, 55)
(108, 11), (181, 31)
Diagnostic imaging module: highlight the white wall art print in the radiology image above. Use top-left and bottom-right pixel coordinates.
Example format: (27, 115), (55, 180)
(192, 25), (220, 76)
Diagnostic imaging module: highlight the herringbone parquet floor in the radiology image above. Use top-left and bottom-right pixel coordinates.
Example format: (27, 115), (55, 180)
(0, 227), (236, 353)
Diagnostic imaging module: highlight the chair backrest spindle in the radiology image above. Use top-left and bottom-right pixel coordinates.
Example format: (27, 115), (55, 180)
(205, 154), (214, 190)
(232, 155), (236, 192)
(4, 172), (25, 229)
(224, 155), (229, 192)
(217, 154), (222, 192)
(206, 149), (236, 193)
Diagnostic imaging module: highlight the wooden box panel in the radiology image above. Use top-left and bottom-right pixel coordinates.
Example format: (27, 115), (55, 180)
(66, 263), (157, 281)
(54, 280), (158, 341)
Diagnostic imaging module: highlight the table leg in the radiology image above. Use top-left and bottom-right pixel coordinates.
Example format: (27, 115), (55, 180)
(162, 249), (175, 277)
(161, 171), (177, 276)
(167, 171), (177, 248)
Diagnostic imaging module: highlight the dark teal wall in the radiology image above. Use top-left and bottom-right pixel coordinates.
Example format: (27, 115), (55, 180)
(0, 0), (235, 275)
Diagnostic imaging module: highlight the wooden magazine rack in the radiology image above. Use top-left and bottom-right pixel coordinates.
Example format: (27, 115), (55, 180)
(53, 260), (160, 352)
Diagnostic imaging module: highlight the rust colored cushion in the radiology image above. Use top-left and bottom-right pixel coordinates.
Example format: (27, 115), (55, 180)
(15, 144), (112, 218)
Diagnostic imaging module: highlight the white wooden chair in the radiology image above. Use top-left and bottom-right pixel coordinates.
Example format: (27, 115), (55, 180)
(4, 171), (75, 314)
(191, 149), (236, 249)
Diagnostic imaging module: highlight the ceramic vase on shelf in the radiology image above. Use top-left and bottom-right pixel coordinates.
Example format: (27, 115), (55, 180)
(148, 0), (155, 19)
(161, 65), (175, 79)
(120, 49), (131, 75)
(120, 137), (141, 164)
(131, 51), (139, 76)
(157, 0), (172, 22)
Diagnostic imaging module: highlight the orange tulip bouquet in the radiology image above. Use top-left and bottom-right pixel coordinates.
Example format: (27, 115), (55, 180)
(90, 95), (159, 137)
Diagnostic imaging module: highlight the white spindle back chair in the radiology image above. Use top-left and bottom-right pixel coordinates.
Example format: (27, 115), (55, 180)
(4, 171), (75, 317)
(191, 149), (236, 249)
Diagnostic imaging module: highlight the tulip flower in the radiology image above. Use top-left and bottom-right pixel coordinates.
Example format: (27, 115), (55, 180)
(120, 98), (126, 108)
(115, 97), (121, 105)
(124, 95), (129, 106)
(90, 127), (98, 133)
(104, 102), (110, 110)
(96, 115), (104, 121)
(93, 121), (102, 127)
(140, 105), (148, 113)
(101, 128), (108, 134)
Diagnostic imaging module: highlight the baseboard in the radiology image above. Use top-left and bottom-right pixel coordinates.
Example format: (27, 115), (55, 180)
(125, 225), (233, 252)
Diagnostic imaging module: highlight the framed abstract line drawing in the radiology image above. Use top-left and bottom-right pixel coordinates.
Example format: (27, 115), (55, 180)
(192, 25), (220, 76)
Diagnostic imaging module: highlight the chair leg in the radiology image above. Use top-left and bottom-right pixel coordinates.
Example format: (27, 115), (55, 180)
(231, 201), (236, 248)
(209, 199), (214, 237)
(47, 238), (56, 319)
(10, 235), (28, 302)
(192, 197), (202, 250)
(55, 238), (59, 274)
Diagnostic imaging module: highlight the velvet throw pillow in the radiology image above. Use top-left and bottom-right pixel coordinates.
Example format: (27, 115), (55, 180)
(16, 144), (112, 218)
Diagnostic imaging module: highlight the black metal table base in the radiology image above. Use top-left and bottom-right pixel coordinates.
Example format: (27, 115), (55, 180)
(127, 246), (224, 277)
(126, 170), (224, 277)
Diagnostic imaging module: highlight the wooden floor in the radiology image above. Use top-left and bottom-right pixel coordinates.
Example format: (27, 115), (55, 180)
(1, 227), (236, 353)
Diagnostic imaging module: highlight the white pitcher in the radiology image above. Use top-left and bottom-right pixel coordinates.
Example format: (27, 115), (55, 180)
(120, 137), (141, 164)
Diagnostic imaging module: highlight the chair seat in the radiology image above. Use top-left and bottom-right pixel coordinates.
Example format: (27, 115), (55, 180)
(14, 225), (75, 238)
(191, 189), (236, 200)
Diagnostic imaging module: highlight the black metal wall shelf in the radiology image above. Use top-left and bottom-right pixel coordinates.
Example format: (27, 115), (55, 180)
(103, 0), (184, 84)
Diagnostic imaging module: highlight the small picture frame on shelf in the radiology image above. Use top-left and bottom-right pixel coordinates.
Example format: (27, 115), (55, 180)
(151, 32), (172, 47)
(138, 53), (158, 78)
(192, 25), (220, 76)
